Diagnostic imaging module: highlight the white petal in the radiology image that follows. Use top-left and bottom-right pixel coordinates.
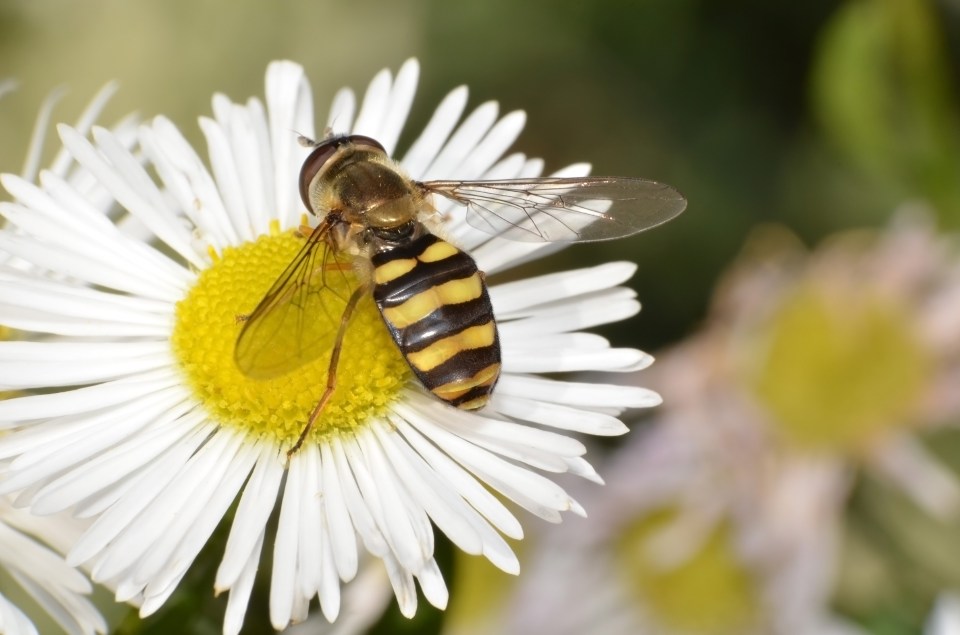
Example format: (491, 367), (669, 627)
(270, 449), (304, 630)
(0, 229), (182, 303)
(296, 445), (323, 599)
(49, 81), (122, 178)
(400, 86), (468, 179)
(490, 393), (630, 436)
(318, 524), (341, 622)
(352, 67), (393, 140)
(0, 288), (170, 338)
(143, 116), (239, 248)
(3, 171), (189, 289)
(564, 456), (605, 484)
(223, 530), (264, 635)
(200, 113), (256, 243)
(421, 101), (498, 181)
(502, 346), (650, 374)
(1, 172), (112, 242)
(20, 85), (67, 183)
(345, 433), (428, 574)
(377, 59), (419, 156)
(500, 294), (639, 340)
(396, 401), (577, 521)
(415, 559), (448, 610)
(326, 88), (356, 136)
(411, 393), (586, 465)
(448, 110), (525, 181)
(371, 423), (482, 555)
(216, 444), (284, 592)
(133, 433), (253, 592)
(328, 437), (389, 557)
(93, 431), (241, 584)
(489, 261), (637, 315)
(0, 369), (178, 422)
(381, 554), (417, 618)
(319, 443), (358, 582)
(0, 386), (186, 477)
(926, 593), (960, 635)
(67, 125), (203, 267)
(0, 594), (37, 635)
(496, 374), (661, 408)
(245, 97), (278, 235)
(381, 420), (520, 572)
(389, 414), (523, 540)
(0, 341), (172, 389)
(68, 416), (210, 567)
(266, 60), (315, 227)
(30, 412), (194, 515)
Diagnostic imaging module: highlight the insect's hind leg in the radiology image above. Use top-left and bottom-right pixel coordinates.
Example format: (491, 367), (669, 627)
(286, 283), (369, 459)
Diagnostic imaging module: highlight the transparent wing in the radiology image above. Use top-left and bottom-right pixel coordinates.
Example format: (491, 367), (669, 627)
(421, 176), (687, 242)
(235, 224), (360, 379)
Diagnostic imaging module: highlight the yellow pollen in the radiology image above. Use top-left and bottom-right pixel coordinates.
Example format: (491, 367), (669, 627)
(171, 230), (410, 446)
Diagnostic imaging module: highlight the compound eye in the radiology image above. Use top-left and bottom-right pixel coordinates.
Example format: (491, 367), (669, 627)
(298, 140), (341, 212)
(347, 135), (386, 153)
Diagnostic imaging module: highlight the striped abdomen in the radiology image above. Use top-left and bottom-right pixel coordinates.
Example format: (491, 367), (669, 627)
(372, 232), (500, 409)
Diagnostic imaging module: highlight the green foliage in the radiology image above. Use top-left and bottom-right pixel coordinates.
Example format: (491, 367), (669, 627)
(812, 0), (960, 224)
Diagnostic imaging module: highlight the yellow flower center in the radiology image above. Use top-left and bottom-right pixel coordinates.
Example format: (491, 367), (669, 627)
(748, 284), (930, 451)
(171, 226), (410, 447)
(617, 509), (760, 634)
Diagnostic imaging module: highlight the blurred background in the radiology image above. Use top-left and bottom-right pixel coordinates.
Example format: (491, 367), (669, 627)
(3, 0), (960, 633)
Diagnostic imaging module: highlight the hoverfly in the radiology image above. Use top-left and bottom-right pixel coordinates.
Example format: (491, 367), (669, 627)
(235, 133), (686, 455)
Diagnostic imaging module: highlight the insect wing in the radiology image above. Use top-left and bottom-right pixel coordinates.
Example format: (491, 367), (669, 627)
(422, 176), (686, 242)
(235, 225), (358, 379)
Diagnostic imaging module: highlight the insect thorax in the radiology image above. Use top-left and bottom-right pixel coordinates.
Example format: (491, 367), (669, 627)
(329, 156), (418, 229)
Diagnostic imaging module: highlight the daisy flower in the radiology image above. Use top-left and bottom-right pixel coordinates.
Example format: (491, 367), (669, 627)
(706, 212), (960, 519)
(0, 59), (667, 633)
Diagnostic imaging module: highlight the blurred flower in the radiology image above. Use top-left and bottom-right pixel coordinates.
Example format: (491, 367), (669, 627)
(455, 211), (960, 635)
(707, 211), (960, 519)
(0, 60), (660, 634)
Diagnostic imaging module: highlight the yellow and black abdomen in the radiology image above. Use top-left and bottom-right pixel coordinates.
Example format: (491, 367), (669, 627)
(372, 233), (501, 410)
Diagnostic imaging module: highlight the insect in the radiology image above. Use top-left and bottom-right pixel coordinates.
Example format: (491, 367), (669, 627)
(235, 133), (686, 456)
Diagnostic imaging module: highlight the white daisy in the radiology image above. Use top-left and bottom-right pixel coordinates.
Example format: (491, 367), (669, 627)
(0, 59), (665, 634)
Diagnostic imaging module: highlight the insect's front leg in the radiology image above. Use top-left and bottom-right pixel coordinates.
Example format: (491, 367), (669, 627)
(286, 282), (370, 460)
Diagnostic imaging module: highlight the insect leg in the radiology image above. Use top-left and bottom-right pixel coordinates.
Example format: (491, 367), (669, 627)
(286, 282), (369, 458)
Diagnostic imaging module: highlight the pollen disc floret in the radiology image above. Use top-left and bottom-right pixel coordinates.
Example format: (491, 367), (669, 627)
(171, 229), (409, 444)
